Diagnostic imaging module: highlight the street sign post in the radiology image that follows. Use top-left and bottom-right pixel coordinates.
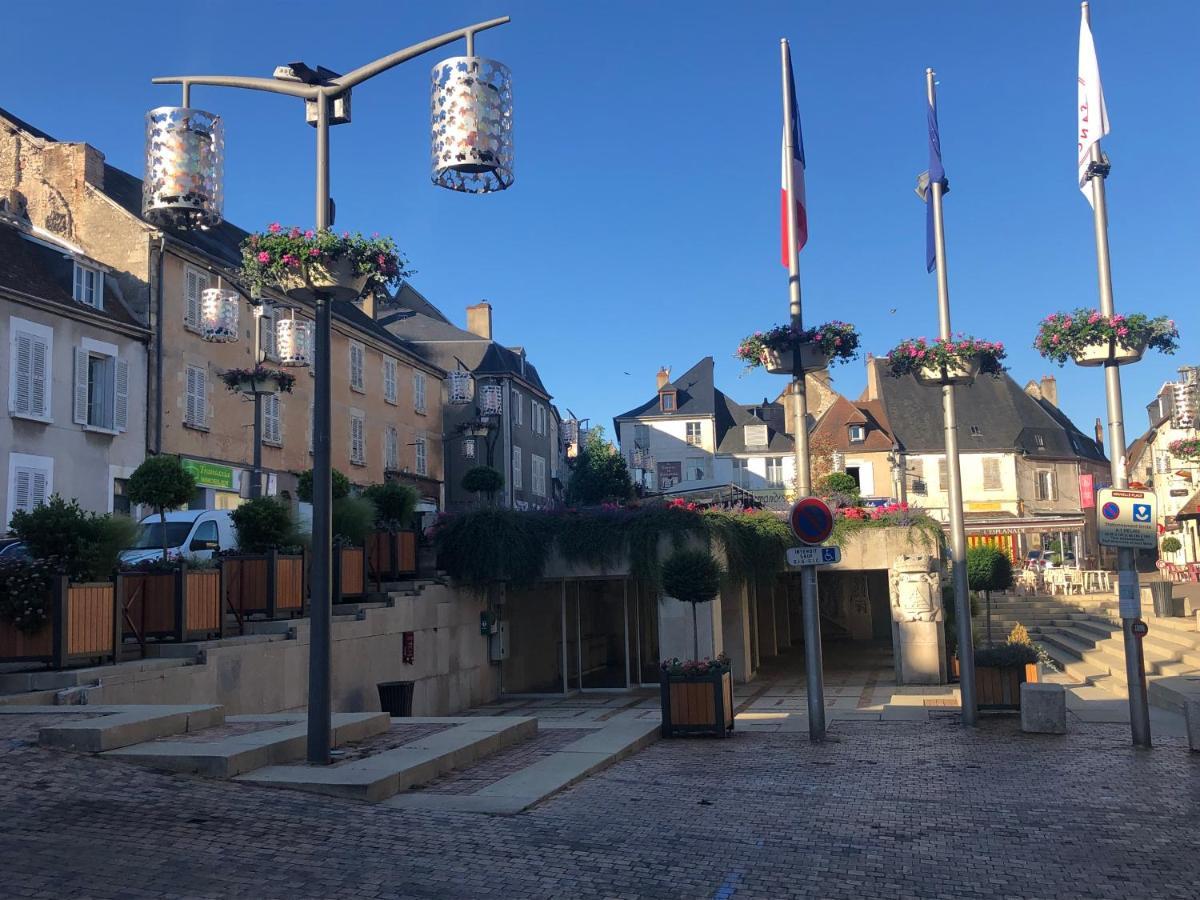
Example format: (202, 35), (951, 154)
(1096, 487), (1156, 550)
(787, 546), (841, 568)
(788, 497), (835, 546)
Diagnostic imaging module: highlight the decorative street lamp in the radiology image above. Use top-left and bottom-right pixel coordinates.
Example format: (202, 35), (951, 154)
(199, 286), (240, 342)
(447, 369), (473, 404)
(275, 314), (314, 368)
(146, 16), (513, 764)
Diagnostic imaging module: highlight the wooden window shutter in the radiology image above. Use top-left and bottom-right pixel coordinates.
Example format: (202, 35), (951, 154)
(114, 358), (129, 432)
(73, 347), (90, 424)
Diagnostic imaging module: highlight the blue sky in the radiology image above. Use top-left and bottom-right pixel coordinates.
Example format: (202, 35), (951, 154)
(7, 1), (1198, 443)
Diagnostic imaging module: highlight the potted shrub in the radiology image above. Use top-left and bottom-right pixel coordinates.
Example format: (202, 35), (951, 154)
(127, 456), (197, 562)
(239, 224), (409, 302)
(1034, 309), (1179, 367)
(974, 641), (1040, 710)
(224, 497), (305, 627)
(362, 482), (419, 582)
(659, 549), (732, 738)
(297, 466), (352, 504)
(462, 465), (505, 506)
(966, 544), (1014, 646)
(221, 365), (296, 396)
(736, 320), (860, 374)
(885, 336), (1007, 386)
(1168, 438), (1200, 463)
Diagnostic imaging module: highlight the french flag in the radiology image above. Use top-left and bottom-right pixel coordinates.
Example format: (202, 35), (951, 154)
(780, 46), (807, 266)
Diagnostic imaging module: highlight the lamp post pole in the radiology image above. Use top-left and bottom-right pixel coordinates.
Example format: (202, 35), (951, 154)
(151, 16), (512, 764)
(250, 305), (265, 500)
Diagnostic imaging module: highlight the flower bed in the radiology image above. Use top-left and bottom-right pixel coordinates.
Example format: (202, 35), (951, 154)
(831, 502), (944, 550)
(1034, 309), (1179, 367)
(886, 336), (1006, 385)
(221, 365), (296, 395)
(239, 224), (409, 302)
(736, 321), (860, 373)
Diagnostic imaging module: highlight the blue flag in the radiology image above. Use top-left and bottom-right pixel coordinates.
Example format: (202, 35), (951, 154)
(925, 100), (946, 273)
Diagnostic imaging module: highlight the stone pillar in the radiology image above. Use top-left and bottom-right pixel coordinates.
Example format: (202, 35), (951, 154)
(720, 582), (754, 683)
(888, 554), (947, 684)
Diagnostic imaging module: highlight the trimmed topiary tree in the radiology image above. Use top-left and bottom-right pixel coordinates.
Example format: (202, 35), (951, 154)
(297, 467), (351, 503)
(462, 466), (505, 506)
(362, 482), (417, 531)
(127, 455), (197, 561)
(661, 548), (724, 661)
(1160, 536), (1182, 557)
(967, 544), (1014, 646)
(229, 497), (297, 553)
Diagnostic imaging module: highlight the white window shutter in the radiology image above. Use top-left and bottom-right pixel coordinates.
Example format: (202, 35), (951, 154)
(114, 358), (129, 432)
(265, 395), (282, 444)
(185, 270), (199, 325)
(197, 368), (207, 425)
(73, 347), (90, 424)
(30, 336), (48, 418)
(31, 470), (48, 507)
(185, 367), (197, 424)
(12, 332), (32, 415)
(13, 470), (31, 513)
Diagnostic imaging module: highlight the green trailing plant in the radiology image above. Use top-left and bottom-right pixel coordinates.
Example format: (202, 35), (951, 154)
(661, 548), (725, 661)
(127, 456), (197, 561)
(967, 544), (1013, 646)
(1034, 309), (1179, 365)
(332, 496), (377, 547)
(0, 556), (58, 634)
(10, 496), (135, 581)
(565, 428), (634, 506)
(1160, 536), (1183, 556)
(702, 509), (790, 586)
(461, 466), (505, 504)
(885, 336), (1007, 378)
(735, 320), (860, 370)
(432, 508), (556, 587)
(297, 467), (351, 503)
(239, 224), (409, 297)
(830, 502), (944, 552)
(229, 497), (297, 554)
(362, 482), (417, 531)
(220, 365), (296, 394)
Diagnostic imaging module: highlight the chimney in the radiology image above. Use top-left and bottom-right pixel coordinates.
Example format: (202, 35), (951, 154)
(466, 301), (492, 340)
(656, 366), (671, 390)
(1040, 375), (1058, 407)
(46, 143), (105, 192)
(1094, 417), (1104, 453)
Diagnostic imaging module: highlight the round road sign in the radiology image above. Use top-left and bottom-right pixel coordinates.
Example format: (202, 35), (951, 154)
(1101, 501), (1120, 521)
(1131, 620), (1149, 638)
(789, 497), (834, 546)
(1155, 559), (1167, 570)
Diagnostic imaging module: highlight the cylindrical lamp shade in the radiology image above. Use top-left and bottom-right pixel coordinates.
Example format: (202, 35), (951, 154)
(142, 107), (224, 229)
(199, 288), (239, 342)
(276, 317), (314, 367)
(478, 383), (503, 416)
(447, 370), (473, 404)
(431, 57), (513, 193)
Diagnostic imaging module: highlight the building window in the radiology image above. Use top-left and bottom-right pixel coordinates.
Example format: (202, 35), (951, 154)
(908, 459), (926, 495)
(413, 372), (427, 414)
(263, 394), (282, 446)
(185, 365), (207, 429)
(7, 454), (53, 528)
(686, 421), (703, 446)
(415, 434), (427, 476)
(1035, 469), (1056, 501)
(982, 457), (1002, 491)
(512, 446), (523, 490)
(259, 308), (278, 361)
(512, 390), (524, 426)
(184, 266), (210, 330)
(532, 454), (546, 497)
(384, 426), (399, 471)
(849, 424), (866, 443)
(686, 456), (708, 482)
(766, 457), (785, 487)
(9, 319), (52, 422)
(969, 425), (983, 438)
(732, 458), (749, 487)
(463, 438), (477, 460)
(1034, 434), (1045, 449)
(383, 358), (398, 405)
(350, 412), (366, 465)
(73, 343), (128, 434)
(112, 477), (131, 516)
(634, 423), (650, 449)
(348, 341), (365, 393)
(744, 423), (768, 448)
(72, 262), (103, 309)
(659, 391), (676, 412)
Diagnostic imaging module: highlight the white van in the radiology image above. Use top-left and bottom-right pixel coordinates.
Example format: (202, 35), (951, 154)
(119, 510), (238, 566)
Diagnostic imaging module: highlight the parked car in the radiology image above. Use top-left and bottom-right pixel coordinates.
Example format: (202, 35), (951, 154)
(119, 510), (237, 566)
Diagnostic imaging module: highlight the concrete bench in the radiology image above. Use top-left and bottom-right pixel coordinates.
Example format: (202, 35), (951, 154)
(1021, 683), (1066, 734)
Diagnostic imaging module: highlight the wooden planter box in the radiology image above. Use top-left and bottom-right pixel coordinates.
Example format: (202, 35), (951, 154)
(121, 565), (223, 651)
(333, 545), (367, 603)
(976, 662), (1039, 710)
(0, 577), (120, 669)
(222, 550), (306, 633)
(366, 530), (418, 588)
(660, 669), (735, 738)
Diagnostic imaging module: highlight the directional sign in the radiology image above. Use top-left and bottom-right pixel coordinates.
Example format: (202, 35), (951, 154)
(1095, 487), (1156, 550)
(787, 546), (841, 568)
(789, 497), (835, 546)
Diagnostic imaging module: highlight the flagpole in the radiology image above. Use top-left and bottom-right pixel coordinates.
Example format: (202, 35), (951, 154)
(926, 68), (977, 725)
(1081, 1), (1151, 748)
(781, 37), (826, 742)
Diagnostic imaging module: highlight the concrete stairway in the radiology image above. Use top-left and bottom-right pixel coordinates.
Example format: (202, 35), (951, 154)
(982, 593), (1200, 708)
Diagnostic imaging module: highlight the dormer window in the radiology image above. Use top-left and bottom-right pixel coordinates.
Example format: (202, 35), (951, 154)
(659, 390), (676, 412)
(848, 424), (865, 443)
(72, 262), (103, 309)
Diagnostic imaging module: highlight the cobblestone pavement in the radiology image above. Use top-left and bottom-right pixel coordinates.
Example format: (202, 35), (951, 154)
(3, 711), (1199, 899)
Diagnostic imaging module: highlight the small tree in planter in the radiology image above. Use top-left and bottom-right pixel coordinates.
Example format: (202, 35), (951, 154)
(127, 456), (197, 561)
(736, 320), (860, 374)
(297, 467), (351, 503)
(966, 544), (1013, 646)
(661, 548), (724, 661)
(1160, 536), (1183, 559)
(974, 641), (1040, 710)
(886, 336), (1007, 386)
(1168, 438), (1200, 463)
(229, 497), (298, 554)
(239, 225), (410, 302)
(462, 466), (505, 506)
(363, 482), (417, 532)
(220, 365), (296, 396)
(1034, 309), (1179, 367)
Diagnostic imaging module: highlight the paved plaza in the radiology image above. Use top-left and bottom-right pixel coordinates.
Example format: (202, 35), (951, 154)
(3, 648), (1200, 900)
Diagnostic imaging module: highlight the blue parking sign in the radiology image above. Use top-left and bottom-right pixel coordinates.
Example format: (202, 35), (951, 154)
(1132, 504), (1151, 523)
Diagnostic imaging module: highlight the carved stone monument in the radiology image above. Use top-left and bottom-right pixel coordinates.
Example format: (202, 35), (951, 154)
(888, 554), (947, 684)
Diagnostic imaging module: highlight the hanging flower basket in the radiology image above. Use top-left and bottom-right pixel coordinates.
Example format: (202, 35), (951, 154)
(239, 225), (410, 303)
(221, 365), (296, 396)
(737, 320), (859, 373)
(886, 336), (1006, 386)
(1168, 438), (1200, 463)
(1034, 309), (1179, 367)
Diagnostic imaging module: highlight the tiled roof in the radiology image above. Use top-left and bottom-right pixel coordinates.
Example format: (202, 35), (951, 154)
(812, 395), (895, 451)
(614, 357), (717, 421)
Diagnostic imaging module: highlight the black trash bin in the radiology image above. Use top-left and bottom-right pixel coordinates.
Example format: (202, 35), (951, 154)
(1149, 581), (1173, 617)
(377, 681), (414, 717)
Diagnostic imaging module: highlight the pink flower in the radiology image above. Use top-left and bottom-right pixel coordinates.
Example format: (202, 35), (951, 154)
(916, 350), (926, 359)
(309, 247), (321, 257)
(377, 254), (387, 265)
(1117, 326), (1129, 337)
(1088, 312), (1101, 324)
(342, 231), (350, 238)
(288, 227), (301, 239)
(815, 333), (824, 341)
(268, 222), (282, 234)
(834, 337), (842, 346)
(256, 251), (270, 264)
(1052, 334), (1061, 345)
(304, 229), (315, 239)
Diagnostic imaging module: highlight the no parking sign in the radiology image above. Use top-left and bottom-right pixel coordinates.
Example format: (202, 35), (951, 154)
(789, 497), (834, 546)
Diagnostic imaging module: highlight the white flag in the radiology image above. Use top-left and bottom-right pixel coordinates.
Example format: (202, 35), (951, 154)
(1078, 7), (1110, 207)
